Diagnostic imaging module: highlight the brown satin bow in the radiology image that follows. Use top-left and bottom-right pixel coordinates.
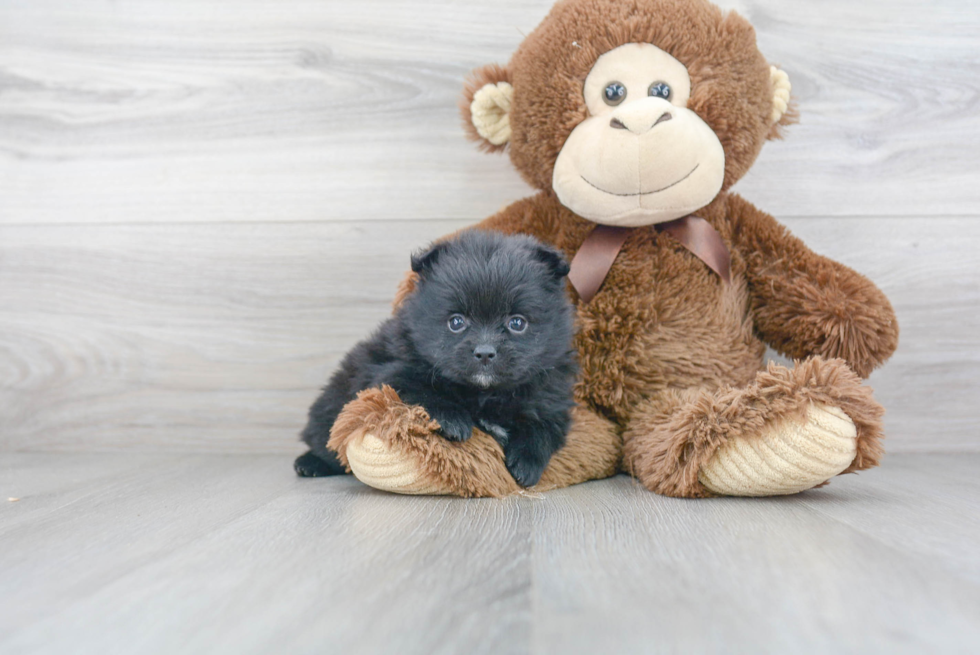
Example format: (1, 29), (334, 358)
(567, 215), (731, 304)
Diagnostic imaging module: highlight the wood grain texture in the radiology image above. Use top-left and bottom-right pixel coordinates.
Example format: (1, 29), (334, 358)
(1, 453), (978, 654)
(0, 453), (532, 655)
(0, 219), (448, 453)
(0, 218), (980, 452)
(1, 217), (977, 453)
(2, 3), (977, 651)
(532, 463), (980, 654)
(1, 0), (979, 224)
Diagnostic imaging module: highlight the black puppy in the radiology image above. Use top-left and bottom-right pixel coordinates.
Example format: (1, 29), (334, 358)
(294, 230), (578, 487)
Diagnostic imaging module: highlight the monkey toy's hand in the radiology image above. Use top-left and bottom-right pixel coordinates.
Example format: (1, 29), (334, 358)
(398, 389), (474, 442)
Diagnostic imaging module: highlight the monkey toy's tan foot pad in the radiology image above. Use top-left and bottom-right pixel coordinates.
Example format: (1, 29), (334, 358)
(625, 357), (883, 498)
(345, 432), (449, 495)
(327, 386), (518, 497)
(328, 386), (621, 498)
(698, 402), (857, 497)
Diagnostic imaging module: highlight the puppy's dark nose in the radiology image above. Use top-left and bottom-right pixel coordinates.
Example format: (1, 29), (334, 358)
(473, 345), (496, 364)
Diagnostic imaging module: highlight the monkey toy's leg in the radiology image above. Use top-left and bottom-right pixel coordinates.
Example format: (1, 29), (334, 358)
(621, 357), (884, 498)
(326, 386), (621, 497)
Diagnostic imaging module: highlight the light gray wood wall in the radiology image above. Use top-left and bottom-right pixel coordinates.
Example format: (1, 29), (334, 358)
(2, 0), (978, 453)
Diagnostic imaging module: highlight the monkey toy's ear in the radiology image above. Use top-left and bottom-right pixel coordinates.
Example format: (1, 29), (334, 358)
(461, 64), (513, 152)
(767, 66), (798, 139)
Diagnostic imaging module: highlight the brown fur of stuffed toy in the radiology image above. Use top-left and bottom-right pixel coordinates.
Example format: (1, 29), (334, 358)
(327, 0), (897, 498)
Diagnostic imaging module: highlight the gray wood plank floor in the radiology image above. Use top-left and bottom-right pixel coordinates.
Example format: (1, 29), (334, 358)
(1, 453), (979, 654)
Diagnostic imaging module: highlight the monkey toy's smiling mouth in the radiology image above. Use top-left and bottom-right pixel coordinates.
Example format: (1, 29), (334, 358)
(548, 43), (729, 228)
(553, 111), (726, 228)
(580, 163), (700, 197)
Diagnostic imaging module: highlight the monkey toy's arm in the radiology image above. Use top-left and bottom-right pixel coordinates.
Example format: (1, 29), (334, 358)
(377, 366), (476, 443)
(726, 193), (899, 378)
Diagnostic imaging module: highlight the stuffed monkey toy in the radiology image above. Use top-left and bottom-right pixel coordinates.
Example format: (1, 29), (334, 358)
(319, 0), (898, 498)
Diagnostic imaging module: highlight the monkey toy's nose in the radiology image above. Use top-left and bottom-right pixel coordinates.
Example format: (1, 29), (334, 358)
(609, 98), (674, 134)
(610, 111), (672, 133)
(473, 344), (497, 364)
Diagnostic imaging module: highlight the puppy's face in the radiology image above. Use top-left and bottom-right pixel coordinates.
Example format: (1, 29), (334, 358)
(405, 233), (573, 390)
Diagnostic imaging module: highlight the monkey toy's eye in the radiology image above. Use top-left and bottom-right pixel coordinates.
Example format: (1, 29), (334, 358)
(603, 82), (627, 106)
(448, 314), (467, 333)
(507, 316), (528, 334)
(648, 82), (671, 100)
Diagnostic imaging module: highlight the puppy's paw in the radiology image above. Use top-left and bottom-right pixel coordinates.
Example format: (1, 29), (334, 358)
(505, 450), (548, 488)
(429, 408), (475, 442)
(477, 419), (509, 443)
(294, 451), (347, 477)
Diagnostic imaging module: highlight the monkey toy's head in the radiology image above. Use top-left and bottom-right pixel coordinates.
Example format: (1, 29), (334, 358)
(462, 0), (795, 227)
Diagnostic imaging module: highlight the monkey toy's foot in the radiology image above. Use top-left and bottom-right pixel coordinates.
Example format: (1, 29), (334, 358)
(328, 386), (620, 497)
(328, 386), (521, 497)
(698, 402), (857, 496)
(345, 431), (452, 495)
(623, 357), (884, 498)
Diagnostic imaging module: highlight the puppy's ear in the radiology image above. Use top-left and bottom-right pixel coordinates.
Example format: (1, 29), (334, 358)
(410, 241), (449, 275)
(532, 244), (570, 279)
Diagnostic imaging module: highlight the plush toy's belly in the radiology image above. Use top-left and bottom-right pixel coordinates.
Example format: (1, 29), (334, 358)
(572, 230), (765, 426)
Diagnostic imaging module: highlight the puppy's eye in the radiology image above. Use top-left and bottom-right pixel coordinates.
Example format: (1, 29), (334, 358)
(648, 81), (671, 100)
(507, 315), (528, 333)
(448, 314), (467, 333)
(603, 82), (627, 106)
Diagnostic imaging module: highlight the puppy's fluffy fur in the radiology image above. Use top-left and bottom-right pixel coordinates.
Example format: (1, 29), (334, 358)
(295, 230), (578, 487)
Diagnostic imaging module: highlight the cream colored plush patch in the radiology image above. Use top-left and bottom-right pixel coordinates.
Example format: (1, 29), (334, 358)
(698, 403), (858, 497)
(770, 66), (791, 125)
(553, 43), (725, 227)
(470, 82), (513, 146)
(346, 431), (451, 495)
